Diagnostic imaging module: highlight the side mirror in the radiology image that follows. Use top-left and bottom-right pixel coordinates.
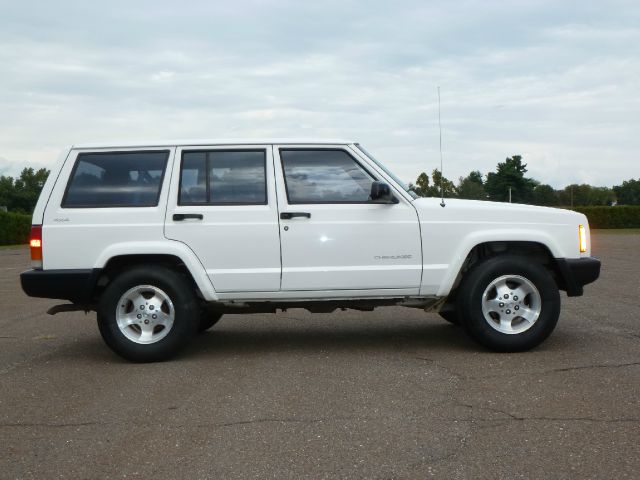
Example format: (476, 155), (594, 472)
(370, 181), (398, 204)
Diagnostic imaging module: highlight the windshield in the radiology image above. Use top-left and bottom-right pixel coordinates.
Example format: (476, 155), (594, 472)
(354, 144), (418, 199)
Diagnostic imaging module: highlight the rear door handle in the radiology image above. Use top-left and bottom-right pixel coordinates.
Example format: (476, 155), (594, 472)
(173, 213), (203, 221)
(280, 212), (311, 220)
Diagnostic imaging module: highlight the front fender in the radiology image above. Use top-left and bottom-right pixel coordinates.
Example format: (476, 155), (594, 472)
(434, 228), (563, 297)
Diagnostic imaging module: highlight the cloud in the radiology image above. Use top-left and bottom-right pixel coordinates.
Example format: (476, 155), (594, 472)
(0, 0), (638, 186)
(0, 156), (51, 177)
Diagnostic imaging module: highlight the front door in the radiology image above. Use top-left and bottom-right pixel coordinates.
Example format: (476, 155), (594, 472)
(165, 145), (281, 292)
(274, 145), (422, 293)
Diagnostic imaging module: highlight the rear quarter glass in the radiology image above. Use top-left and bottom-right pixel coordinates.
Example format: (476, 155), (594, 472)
(62, 150), (170, 208)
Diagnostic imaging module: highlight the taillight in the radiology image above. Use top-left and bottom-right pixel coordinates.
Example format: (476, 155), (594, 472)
(30, 225), (43, 269)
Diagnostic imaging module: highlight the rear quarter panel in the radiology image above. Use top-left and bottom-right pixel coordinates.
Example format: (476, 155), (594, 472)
(41, 147), (176, 271)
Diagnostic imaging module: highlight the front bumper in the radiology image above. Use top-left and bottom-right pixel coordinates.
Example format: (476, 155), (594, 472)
(555, 257), (601, 297)
(20, 269), (101, 304)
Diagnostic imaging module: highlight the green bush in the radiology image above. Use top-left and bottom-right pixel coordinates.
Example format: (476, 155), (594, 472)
(0, 211), (31, 245)
(571, 206), (640, 229)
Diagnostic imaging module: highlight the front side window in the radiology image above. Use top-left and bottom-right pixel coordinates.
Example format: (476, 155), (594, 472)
(62, 150), (169, 208)
(179, 150), (267, 205)
(280, 149), (375, 203)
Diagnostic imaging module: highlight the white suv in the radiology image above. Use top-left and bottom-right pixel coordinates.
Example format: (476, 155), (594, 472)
(21, 139), (600, 361)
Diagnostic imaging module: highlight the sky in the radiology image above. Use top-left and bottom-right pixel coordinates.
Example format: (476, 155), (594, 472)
(0, 0), (638, 187)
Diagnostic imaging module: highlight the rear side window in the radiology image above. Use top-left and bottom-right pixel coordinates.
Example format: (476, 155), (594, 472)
(62, 150), (169, 208)
(179, 150), (267, 205)
(280, 149), (375, 203)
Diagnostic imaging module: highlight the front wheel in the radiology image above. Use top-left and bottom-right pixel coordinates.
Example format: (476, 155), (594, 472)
(97, 266), (200, 362)
(439, 309), (460, 325)
(456, 256), (560, 352)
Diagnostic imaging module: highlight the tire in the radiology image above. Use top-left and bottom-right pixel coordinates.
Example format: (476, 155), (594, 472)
(456, 255), (560, 352)
(198, 312), (223, 333)
(439, 310), (460, 325)
(97, 266), (200, 362)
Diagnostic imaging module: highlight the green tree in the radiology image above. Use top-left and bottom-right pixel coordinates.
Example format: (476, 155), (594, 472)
(457, 170), (486, 200)
(0, 168), (49, 213)
(589, 186), (615, 206)
(430, 169), (457, 197)
(558, 184), (615, 206)
(409, 172), (431, 197)
(485, 155), (537, 203)
(532, 184), (558, 206)
(613, 179), (640, 205)
(0, 175), (15, 209)
(410, 169), (456, 198)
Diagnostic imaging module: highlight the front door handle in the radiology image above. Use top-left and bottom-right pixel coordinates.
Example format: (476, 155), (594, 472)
(280, 212), (311, 220)
(173, 213), (203, 221)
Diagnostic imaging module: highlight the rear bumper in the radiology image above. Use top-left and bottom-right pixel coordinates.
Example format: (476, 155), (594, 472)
(20, 269), (101, 304)
(555, 257), (601, 297)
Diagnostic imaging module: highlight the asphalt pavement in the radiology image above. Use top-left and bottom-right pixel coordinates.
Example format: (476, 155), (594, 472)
(1, 231), (639, 479)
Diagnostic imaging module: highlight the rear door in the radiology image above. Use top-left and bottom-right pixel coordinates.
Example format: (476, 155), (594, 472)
(164, 145), (281, 292)
(274, 144), (422, 293)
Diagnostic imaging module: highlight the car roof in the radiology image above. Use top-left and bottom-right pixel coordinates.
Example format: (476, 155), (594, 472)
(72, 138), (355, 149)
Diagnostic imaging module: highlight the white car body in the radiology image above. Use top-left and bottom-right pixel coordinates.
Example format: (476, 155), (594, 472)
(30, 139), (592, 304)
(21, 139), (600, 360)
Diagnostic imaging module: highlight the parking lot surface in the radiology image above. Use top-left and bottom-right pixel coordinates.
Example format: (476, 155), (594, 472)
(1, 231), (639, 479)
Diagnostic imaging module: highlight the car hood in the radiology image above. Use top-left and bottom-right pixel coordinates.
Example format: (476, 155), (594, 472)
(411, 197), (585, 225)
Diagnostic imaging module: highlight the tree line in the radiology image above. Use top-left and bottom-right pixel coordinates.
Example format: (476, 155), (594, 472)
(409, 155), (640, 206)
(1, 159), (639, 214)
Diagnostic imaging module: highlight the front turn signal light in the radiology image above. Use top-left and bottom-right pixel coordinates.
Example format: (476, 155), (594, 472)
(579, 224), (587, 253)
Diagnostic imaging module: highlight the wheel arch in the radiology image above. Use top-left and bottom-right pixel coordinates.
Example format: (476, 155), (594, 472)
(438, 239), (569, 301)
(93, 241), (218, 302)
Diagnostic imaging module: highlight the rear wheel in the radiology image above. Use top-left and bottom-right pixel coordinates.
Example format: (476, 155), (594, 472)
(456, 256), (560, 352)
(97, 266), (199, 362)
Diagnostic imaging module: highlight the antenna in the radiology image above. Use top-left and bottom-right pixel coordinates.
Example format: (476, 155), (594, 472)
(437, 86), (445, 208)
